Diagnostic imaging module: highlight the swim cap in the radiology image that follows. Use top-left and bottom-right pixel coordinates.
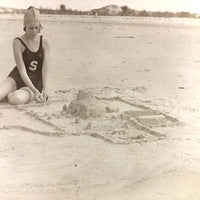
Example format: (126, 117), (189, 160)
(23, 6), (41, 28)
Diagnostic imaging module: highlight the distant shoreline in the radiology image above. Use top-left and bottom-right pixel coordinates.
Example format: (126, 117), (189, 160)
(0, 14), (200, 28)
(0, 5), (199, 19)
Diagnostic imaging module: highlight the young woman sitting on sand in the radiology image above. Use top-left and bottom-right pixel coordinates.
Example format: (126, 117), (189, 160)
(0, 6), (50, 105)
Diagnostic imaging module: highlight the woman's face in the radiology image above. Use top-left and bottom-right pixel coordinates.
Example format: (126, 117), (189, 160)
(25, 22), (40, 38)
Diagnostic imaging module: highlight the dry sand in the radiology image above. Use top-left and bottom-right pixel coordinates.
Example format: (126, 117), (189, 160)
(0, 15), (200, 199)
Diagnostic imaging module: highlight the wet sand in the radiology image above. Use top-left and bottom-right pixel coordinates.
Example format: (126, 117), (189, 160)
(0, 15), (200, 199)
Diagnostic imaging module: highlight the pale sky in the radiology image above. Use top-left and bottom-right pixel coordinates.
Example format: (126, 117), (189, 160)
(0, 0), (200, 14)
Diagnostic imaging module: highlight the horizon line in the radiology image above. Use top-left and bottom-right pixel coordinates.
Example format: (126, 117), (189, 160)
(0, 4), (199, 15)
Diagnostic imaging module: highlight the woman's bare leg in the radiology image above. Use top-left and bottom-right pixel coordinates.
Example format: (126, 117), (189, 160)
(7, 87), (35, 105)
(0, 77), (17, 102)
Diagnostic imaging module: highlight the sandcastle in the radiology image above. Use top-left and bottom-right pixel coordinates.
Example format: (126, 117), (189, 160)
(66, 90), (106, 119)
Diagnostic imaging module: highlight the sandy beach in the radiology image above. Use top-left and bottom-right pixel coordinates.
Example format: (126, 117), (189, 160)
(0, 14), (200, 199)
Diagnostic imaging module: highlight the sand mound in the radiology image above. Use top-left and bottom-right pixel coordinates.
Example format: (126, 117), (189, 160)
(66, 90), (106, 119)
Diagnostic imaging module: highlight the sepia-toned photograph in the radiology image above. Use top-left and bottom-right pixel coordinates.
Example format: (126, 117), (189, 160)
(0, 0), (200, 199)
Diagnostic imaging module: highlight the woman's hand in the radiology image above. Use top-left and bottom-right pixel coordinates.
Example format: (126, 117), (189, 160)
(41, 89), (49, 103)
(34, 89), (45, 103)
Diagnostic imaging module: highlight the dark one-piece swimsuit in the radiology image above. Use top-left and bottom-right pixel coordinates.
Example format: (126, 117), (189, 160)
(8, 35), (44, 93)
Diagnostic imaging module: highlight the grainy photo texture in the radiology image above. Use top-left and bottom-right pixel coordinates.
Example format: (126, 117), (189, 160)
(0, 0), (200, 199)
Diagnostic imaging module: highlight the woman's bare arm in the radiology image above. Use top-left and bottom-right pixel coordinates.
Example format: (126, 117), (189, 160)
(42, 37), (50, 91)
(42, 37), (51, 101)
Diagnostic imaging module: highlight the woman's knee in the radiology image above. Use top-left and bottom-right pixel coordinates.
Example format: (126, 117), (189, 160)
(7, 92), (24, 105)
(7, 90), (32, 105)
(0, 77), (17, 102)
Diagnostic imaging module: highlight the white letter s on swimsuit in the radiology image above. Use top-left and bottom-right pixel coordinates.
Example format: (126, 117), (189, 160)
(29, 61), (38, 71)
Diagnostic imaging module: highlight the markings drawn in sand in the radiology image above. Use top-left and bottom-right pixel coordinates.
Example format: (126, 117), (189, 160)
(0, 106), (64, 137)
(21, 89), (181, 144)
